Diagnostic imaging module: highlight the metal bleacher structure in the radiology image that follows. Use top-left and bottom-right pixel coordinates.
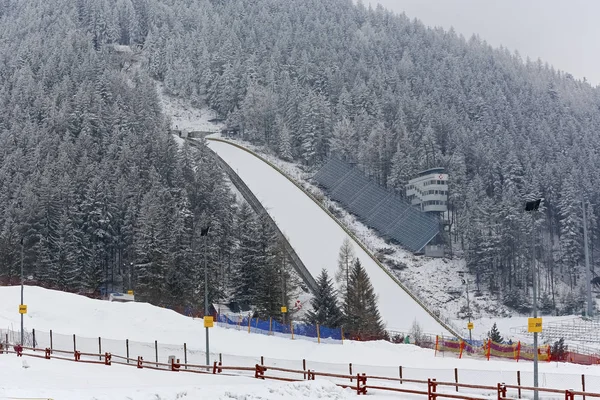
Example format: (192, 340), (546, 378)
(312, 158), (440, 253)
(512, 317), (600, 350)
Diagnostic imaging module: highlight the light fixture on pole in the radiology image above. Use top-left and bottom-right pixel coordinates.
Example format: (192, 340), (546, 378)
(461, 277), (472, 342)
(200, 224), (211, 369)
(582, 197), (593, 318)
(525, 198), (542, 400)
(20, 237), (24, 346)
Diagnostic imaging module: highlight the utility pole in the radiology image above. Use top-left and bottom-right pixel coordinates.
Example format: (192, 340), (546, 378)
(583, 197), (593, 317)
(201, 225), (211, 368)
(466, 279), (472, 342)
(525, 198), (541, 400)
(20, 237), (24, 346)
(531, 213), (539, 400)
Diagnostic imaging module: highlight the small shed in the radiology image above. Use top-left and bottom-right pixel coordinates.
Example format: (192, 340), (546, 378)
(109, 292), (135, 303)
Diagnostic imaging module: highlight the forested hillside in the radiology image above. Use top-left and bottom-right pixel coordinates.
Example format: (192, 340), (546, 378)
(0, 0), (299, 318)
(1, 0), (598, 316)
(141, 0), (600, 314)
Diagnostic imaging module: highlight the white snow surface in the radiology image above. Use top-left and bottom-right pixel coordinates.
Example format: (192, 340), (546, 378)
(1, 355), (361, 400)
(206, 139), (450, 335)
(1, 286), (599, 399)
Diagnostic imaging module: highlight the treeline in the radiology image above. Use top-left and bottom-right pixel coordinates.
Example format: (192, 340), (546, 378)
(3, 0), (599, 316)
(0, 0), (301, 317)
(134, 0), (599, 314)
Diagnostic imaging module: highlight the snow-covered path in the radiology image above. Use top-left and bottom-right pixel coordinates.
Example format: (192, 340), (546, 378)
(206, 139), (451, 335)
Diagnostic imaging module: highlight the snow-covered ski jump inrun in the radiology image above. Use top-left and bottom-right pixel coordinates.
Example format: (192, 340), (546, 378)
(206, 138), (456, 337)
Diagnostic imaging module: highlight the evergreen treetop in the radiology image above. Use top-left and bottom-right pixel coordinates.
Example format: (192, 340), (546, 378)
(305, 269), (343, 328)
(343, 258), (386, 339)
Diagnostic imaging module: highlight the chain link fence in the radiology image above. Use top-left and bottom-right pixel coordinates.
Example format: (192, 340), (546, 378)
(1, 326), (598, 397)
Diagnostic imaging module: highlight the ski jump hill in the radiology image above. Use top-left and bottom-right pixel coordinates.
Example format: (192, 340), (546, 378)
(202, 137), (458, 338)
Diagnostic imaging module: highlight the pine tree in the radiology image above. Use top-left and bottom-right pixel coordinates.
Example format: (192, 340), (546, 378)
(254, 216), (282, 318)
(305, 269), (343, 328)
(343, 259), (385, 339)
(488, 322), (504, 343)
(233, 203), (261, 305)
(335, 237), (354, 297)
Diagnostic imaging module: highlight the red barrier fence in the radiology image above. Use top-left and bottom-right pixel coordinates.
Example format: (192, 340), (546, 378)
(436, 336), (600, 365)
(4, 344), (600, 400)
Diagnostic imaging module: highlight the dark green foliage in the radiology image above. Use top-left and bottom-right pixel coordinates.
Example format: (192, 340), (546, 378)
(305, 269), (343, 328)
(343, 259), (386, 339)
(551, 338), (567, 362)
(488, 323), (504, 344)
(539, 292), (555, 314)
(502, 288), (531, 314)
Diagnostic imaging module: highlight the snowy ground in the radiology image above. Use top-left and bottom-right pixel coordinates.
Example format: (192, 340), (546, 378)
(1, 286), (599, 399)
(158, 83), (224, 134)
(1, 355), (367, 400)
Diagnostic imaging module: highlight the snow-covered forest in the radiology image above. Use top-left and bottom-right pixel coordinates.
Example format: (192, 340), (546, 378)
(0, 0), (598, 316)
(0, 0), (301, 319)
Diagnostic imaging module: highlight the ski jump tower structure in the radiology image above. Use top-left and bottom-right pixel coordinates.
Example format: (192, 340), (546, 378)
(406, 168), (449, 257)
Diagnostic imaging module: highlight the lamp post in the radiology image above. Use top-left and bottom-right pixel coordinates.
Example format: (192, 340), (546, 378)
(129, 262), (133, 291)
(525, 198), (541, 400)
(20, 237), (24, 346)
(464, 279), (472, 342)
(200, 224), (211, 368)
(582, 197), (593, 317)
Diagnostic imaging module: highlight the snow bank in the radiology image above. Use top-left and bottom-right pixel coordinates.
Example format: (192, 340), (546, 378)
(1, 285), (598, 392)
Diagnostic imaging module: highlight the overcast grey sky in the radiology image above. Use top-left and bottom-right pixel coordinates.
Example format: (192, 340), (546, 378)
(366, 0), (599, 87)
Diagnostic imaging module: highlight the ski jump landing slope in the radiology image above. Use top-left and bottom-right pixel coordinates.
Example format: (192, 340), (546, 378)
(207, 138), (456, 336)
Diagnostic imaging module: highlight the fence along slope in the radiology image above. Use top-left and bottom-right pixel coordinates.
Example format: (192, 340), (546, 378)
(205, 137), (459, 337)
(187, 138), (317, 293)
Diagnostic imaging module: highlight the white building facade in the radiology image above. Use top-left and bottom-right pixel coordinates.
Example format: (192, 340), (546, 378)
(406, 168), (448, 213)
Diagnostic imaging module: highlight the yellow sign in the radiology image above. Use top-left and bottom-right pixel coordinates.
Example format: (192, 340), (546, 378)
(281, 306), (287, 313)
(19, 304), (27, 314)
(467, 322), (474, 330)
(528, 317), (543, 333)
(127, 290), (134, 295)
(204, 316), (214, 328)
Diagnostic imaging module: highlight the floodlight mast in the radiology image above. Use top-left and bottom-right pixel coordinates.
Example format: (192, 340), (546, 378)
(524, 198), (541, 400)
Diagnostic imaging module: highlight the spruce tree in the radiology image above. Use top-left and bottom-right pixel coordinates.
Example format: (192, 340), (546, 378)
(335, 237), (354, 298)
(305, 269), (343, 328)
(343, 259), (385, 339)
(488, 323), (504, 343)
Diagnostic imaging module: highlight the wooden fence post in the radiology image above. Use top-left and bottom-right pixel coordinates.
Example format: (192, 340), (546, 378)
(317, 324), (321, 344)
(454, 368), (459, 392)
(184, 343), (187, 370)
(428, 378), (437, 400)
(291, 321), (294, 340)
(582, 374), (586, 400)
(50, 330), (53, 354)
(126, 339), (129, 364)
(303, 359), (307, 380)
(73, 334), (76, 353)
(155, 340), (158, 367)
(98, 337), (102, 360)
(517, 371), (521, 399)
